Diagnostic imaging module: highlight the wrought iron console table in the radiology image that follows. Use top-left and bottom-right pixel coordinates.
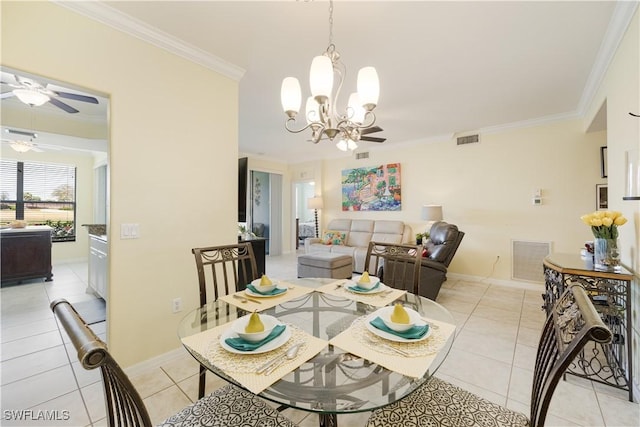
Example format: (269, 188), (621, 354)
(543, 253), (634, 401)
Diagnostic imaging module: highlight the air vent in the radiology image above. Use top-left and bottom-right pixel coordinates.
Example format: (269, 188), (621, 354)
(457, 134), (479, 145)
(355, 151), (370, 160)
(511, 240), (551, 282)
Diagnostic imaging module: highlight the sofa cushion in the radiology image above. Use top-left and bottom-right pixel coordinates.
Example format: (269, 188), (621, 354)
(322, 230), (346, 245)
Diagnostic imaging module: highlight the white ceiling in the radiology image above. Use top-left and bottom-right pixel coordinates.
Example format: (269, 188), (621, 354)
(6, 1), (637, 162)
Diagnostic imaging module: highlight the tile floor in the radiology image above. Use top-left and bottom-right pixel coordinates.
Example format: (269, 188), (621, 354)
(1, 252), (639, 426)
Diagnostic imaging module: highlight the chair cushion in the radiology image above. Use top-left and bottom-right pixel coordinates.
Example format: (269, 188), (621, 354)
(366, 377), (529, 427)
(159, 384), (298, 426)
(425, 222), (459, 263)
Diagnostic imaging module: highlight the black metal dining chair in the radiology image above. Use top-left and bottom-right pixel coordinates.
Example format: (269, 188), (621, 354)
(191, 242), (259, 398)
(50, 298), (298, 427)
(366, 283), (612, 427)
(363, 241), (422, 294)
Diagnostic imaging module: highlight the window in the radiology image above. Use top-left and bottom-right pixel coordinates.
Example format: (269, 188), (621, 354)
(1, 159), (77, 242)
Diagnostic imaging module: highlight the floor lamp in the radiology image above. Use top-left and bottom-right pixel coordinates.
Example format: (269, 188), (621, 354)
(308, 197), (323, 238)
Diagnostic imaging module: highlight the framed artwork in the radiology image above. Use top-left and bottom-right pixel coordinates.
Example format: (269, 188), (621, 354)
(596, 184), (608, 210)
(341, 163), (401, 211)
(600, 146), (608, 178)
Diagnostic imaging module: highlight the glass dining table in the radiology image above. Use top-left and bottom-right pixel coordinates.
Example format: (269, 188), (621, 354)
(178, 277), (456, 427)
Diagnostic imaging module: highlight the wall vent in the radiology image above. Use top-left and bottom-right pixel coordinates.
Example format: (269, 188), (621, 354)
(456, 134), (479, 145)
(511, 240), (551, 283)
(355, 151), (370, 160)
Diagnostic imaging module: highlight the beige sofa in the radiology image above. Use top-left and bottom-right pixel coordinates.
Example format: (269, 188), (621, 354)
(304, 219), (413, 273)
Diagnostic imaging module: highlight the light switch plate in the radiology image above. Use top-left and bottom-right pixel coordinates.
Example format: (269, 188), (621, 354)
(120, 223), (140, 239)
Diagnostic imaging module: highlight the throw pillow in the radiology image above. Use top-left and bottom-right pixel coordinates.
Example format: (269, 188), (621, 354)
(322, 230), (346, 245)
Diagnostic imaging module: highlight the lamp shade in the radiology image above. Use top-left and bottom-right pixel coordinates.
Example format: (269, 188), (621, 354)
(347, 93), (366, 124)
(307, 197), (324, 210)
(305, 96), (319, 124)
(309, 55), (333, 99)
(357, 66), (379, 110)
(624, 149), (640, 200)
(281, 77), (301, 115)
(421, 205), (443, 221)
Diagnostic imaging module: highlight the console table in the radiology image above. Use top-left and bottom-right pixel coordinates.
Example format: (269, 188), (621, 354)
(1, 225), (53, 284)
(543, 253), (634, 401)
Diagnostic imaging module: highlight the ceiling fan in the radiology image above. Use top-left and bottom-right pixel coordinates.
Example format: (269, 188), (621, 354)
(306, 126), (387, 144)
(1, 129), (60, 153)
(0, 74), (99, 114)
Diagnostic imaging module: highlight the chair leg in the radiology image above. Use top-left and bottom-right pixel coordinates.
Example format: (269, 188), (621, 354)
(198, 365), (206, 399)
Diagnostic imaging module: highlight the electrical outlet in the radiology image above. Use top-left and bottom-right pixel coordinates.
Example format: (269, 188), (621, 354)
(172, 297), (182, 313)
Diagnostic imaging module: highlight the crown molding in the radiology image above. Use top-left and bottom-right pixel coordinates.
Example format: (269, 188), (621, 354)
(577, 1), (639, 116)
(53, 1), (246, 82)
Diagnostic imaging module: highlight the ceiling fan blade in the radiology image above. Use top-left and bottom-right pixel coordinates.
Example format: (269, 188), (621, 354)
(48, 97), (79, 114)
(360, 126), (383, 135)
(1, 91), (16, 99)
(360, 136), (386, 143)
(53, 91), (99, 104)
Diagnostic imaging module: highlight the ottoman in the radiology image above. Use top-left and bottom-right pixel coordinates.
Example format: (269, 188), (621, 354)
(297, 253), (353, 279)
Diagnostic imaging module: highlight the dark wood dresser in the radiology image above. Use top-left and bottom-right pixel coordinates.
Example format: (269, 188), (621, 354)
(1, 225), (53, 284)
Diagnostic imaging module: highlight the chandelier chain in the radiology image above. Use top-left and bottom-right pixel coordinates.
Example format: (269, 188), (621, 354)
(328, 0), (334, 46)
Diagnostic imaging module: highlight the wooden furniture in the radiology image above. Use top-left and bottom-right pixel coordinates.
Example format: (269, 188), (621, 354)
(178, 278), (456, 427)
(1, 225), (53, 284)
(364, 241), (422, 294)
(239, 236), (267, 278)
(50, 299), (298, 427)
(543, 253), (634, 401)
(366, 284), (612, 427)
(88, 235), (108, 300)
(191, 242), (259, 398)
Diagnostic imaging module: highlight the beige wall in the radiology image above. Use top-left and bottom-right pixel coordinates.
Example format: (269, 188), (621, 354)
(2, 2), (239, 366)
(318, 120), (605, 281)
(585, 8), (640, 393)
(0, 148), (95, 261)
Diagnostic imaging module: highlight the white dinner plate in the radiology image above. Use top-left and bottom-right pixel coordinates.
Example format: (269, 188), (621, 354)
(219, 322), (291, 355)
(346, 281), (388, 295)
(245, 284), (288, 298)
(365, 307), (431, 343)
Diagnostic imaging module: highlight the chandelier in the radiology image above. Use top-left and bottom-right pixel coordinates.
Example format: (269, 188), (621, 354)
(280, 0), (380, 152)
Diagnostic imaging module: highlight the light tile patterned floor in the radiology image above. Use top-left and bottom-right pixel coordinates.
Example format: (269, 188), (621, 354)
(1, 252), (638, 426)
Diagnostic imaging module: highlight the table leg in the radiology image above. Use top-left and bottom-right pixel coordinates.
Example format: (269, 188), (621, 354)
(319, 413), (337, 427)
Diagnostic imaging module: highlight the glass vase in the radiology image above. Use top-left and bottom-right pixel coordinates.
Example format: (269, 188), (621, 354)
(594, 238), (621, 272)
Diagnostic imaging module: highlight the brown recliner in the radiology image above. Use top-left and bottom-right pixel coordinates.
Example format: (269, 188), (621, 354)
(418, 221), (465, 300)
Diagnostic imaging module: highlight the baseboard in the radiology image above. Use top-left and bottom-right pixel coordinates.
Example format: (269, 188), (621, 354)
(124, 346), (186, 377)
(447, 272), (543, 291)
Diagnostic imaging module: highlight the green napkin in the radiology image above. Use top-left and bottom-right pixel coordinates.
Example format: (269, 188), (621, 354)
(247, 283), (287, 296)
(225, 324), (287, 351)
(370, 316), (429, 340)
(348, 281), (381, 293)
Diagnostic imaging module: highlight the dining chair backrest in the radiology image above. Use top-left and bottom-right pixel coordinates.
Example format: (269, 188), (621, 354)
(364, 241), (422, 294)
(192, 242), (258, 306)
(529, 283), (612, 426)
(50, 299), (153, 427)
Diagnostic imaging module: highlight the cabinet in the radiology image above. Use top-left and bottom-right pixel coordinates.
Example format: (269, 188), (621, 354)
(88, 235), (108, 300)
(1, 226), (53, 283)
(543, 253), (633, 401)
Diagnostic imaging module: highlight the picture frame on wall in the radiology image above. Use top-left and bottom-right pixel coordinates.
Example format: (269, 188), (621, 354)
(596, 184), (608, 210)
(600, 146), (608, 178)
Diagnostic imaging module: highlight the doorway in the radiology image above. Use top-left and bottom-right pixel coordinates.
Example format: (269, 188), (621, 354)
(250, 170), (283, 256)
(294, 181), (317, 249)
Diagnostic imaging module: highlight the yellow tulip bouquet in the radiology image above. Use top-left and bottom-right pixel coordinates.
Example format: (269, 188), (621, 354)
(580, 211), (627, 239)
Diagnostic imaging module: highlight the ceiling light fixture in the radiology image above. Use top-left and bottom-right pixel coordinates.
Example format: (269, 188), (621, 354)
(9, 141), (33, 153)
(13, 88), (50, 106)
(280, 0), (380, 152)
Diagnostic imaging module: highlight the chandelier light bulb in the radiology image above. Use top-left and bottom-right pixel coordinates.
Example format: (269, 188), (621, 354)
(347, 93), (366, 124)
(357, 67), (379, 110)
(13, 89), (50, 107)
(309, 55), (334, 101)
(336, 139), (348, 151)
(305, 96), (320, 124)
(281, 77), (301, 117)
